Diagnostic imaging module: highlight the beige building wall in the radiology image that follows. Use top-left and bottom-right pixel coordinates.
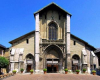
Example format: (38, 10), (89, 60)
(70, 37), (85, 58)
(4, 49), (10, 59)
(11, 34), (35, 60)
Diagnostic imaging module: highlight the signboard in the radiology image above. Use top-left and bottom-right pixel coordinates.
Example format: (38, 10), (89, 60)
(53, 61), (58, 63)
(47, 61), (52, 63)
(73, 60), (78, 64)
(47, 61), (58, 64)
(27, 60), (33, 64)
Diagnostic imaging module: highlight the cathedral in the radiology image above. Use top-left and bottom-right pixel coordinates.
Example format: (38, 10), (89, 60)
(9, 3), (98, 73)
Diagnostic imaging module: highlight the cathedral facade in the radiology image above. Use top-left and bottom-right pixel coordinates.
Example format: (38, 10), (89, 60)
(9, 3), (98, 73)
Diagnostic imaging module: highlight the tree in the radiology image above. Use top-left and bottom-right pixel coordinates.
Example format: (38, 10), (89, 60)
(0, 57), (9, 75)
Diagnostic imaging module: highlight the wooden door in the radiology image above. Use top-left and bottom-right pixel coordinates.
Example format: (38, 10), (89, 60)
(27, 65), (31, 72)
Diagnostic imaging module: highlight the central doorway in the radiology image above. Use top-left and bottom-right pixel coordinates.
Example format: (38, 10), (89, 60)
(44, 45), (63, 73)
(47, 64), (58, 73)
(47, 58), (59, 73)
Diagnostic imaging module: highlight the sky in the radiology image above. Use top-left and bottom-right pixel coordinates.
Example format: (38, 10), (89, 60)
(0, 0), (100, 48)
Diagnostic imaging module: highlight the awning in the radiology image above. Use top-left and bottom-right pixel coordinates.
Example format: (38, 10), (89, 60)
(11, 49), (15, 55)
(82, 49), (87, 55)
(16, 48), (20, 54)
(91, 51), (95, 57)
(20, 48), (24, 54)
(73, 60), (78, 64)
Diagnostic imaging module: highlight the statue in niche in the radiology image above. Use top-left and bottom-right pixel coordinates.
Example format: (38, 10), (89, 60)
(51, 15), (54, 20)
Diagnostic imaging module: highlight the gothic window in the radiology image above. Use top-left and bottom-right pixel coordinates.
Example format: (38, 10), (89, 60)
(49, 23), (57, 40)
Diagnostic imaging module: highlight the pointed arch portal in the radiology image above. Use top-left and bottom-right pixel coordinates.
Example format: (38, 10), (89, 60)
(44, 45), (63, 73)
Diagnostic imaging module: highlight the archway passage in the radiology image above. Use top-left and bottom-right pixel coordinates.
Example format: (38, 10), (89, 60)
(44, 45), (63, 73)
(26, 54), (34, 72)
(72, 54), (80, 72)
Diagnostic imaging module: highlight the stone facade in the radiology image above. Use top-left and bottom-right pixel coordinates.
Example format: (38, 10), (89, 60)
(0, 44), (9, 73)
(0, 44), (6, 57)
(9, 32), (35, 72)
(8, 3), (98, 73)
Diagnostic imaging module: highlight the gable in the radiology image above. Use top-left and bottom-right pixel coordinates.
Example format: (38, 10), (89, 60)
(9, 31), (35, 44)
(34, 2), (72, 17)
(71, 34), (96, 50)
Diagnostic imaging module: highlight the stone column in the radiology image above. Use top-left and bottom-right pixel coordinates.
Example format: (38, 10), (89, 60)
(18, 62), (20, 72)
(24, 59), (26, 73)
(65, 14), (71, 70)
(96, 56), (99, 68)
(10, 63), (14, 72)
(87, 50), (91, 74)
(35, 13), (40, 73)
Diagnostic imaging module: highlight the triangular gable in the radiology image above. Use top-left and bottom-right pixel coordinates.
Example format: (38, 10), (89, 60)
(34, 2), (72, 16)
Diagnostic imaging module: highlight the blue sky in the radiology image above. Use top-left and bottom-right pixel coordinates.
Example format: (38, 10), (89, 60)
(0, 0), (100, 48)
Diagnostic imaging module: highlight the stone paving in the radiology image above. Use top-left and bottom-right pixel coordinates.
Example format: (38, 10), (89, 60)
(3, 73), (100, 80)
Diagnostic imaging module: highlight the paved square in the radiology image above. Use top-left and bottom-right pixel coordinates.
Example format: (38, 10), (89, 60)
(3, 74), (100, 80)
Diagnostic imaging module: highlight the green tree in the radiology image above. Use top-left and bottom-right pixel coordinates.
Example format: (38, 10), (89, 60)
(0, 57), (9, 75)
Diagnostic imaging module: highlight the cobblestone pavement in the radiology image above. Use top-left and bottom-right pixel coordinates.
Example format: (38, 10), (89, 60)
(3, 73), (100, 80)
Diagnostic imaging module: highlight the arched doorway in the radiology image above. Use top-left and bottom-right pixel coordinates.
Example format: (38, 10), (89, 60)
(44, 45), (63, 73)
(72, 54), (80, 72)
(26, 54), (34, 72)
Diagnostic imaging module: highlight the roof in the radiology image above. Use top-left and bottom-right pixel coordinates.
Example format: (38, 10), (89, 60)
(71, 34), (96, 50)
(95, 48), (100, 53)
(34, 2), (72, 17)
(0, 44), (6, 49)
(9, 31), (35, 44)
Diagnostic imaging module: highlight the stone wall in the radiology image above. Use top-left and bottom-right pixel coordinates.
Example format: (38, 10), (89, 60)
(39, 10), (66, 41)
(70, 37), (85, 58)
(11, 33), (35, 60)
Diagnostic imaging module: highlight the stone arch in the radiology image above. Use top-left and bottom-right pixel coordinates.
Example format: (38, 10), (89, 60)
(44, 44), (63, 55)
(72, 54), (80, 60)
(26, 53), (34, 60)
(72, 54), (80, 72)
(43, 45), (63, 73)
(25, 53), (35, 72)
(48, 21), (58, 28)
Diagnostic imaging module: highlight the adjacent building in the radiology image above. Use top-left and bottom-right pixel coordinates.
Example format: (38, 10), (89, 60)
(8, 3), (98, 73)
(0, 44), (6, 57)
(0, 44), (9, 73)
